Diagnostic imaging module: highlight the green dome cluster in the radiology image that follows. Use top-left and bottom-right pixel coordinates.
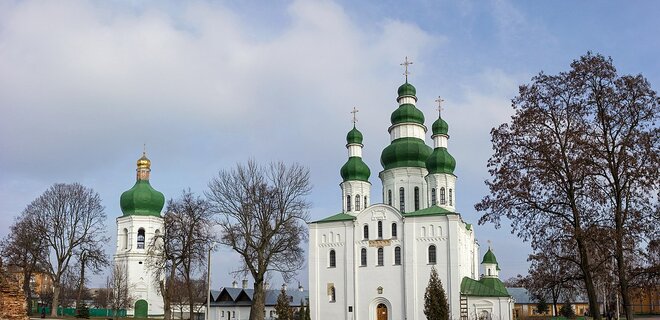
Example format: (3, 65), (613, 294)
(482, 248), (498, 264)
(391, 104), (425, 125)
(426, 147), (456, 174)
(346, 126), (363, 145)
(340, 157), (371, 182)
(380, 137), (432, 170)
(120, 180), (165, 217)
(432, 117), (449, 135)
(397, 82), (417, 98)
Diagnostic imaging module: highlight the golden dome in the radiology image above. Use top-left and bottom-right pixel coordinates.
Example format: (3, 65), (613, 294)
(137, 152), (151, 169)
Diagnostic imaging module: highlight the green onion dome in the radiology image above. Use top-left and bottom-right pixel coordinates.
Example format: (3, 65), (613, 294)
(426, 147), (456, 174)
(346, 126), (363, 145)
(380, 137), (433, 170)
(397, 82), (417, 98)
(432, 117), (449, 136)
(120, 180), (165, 217)
(340, 157), (371, 182)
(391, 104), (425, 125)
(482, 248), (498, 264)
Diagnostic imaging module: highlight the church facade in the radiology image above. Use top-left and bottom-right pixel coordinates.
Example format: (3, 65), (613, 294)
(114, 153), (165, 317)
(308, 77), (513, 320)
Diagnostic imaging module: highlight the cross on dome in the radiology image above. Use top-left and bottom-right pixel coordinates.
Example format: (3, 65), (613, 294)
(435, 96), (445, 117)
(400, 56), (413, 82)
(351, 107), (359, 125)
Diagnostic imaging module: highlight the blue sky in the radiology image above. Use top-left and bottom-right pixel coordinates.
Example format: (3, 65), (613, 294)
(1, 0), (658, 288)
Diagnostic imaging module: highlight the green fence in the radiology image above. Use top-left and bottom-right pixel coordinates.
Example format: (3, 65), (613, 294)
(38, 307), (127, 317)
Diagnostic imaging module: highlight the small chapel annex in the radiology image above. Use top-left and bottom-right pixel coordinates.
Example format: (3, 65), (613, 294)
(308, 70), (514, 320)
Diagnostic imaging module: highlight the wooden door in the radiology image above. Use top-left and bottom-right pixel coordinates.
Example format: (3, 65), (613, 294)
(377, 303), (388, 320)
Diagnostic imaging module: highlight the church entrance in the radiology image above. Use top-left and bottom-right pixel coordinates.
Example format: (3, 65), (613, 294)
(376, 303), (388, 320)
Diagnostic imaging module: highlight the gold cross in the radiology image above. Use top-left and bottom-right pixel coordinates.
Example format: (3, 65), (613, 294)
(400, 56), (413, 81)
(351, 107), (359, 125)
(143, 143), (147, 156)
(435, 96), (445, 117)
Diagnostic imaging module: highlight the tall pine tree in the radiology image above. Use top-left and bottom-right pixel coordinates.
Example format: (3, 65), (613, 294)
(275, 286), (292, 320)
(424, 266), (449, 320)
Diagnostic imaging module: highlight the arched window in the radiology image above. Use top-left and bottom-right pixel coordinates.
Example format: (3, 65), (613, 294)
(336, 234), (341, 242)
(421, 226), (426, 237)
(431, 188), (437, 206)
(488, 268), (491, 276)
(377, 221), (383, 238)
(428, 245), (437, 264)
(449, 189), (453, 206)
(346, 195), (352, 212)
(364, 196), (368, 208)
(322, 235), (327, 243)
(355, 194), (361, 211)
(137, 228), (145, 249)
(387, 190), (392, 206)
(440, 187), (446, 205)
(399, 187), (405, 212)
(123, 228), (128, 250)
(430, 224), (435, 237)
(363, 225), (369, 240)
(377, 247), (384, 266)
(394, 247), (401, 265)
(360, 248), (367, 266)
(414, 187), (420, 211)
(391, 223), (397, 238)
(329, 286), (336, 302)
(329, 250), (336, 268)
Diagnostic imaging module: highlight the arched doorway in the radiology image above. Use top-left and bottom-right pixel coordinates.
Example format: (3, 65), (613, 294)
(134, 299), (148, 318)
(377, 303), (388, 320)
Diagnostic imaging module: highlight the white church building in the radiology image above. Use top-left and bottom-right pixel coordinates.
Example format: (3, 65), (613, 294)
(308, 74), (513, 320)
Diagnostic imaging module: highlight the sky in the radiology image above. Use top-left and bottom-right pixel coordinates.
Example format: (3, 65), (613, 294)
(1, 0), (659, 289)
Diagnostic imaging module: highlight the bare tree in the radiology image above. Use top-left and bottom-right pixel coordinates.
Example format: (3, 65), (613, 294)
(24, 183), (109, 317)
(148, 190), (217, 320)
(0, 214), (48, 315)
(206, 161), (311, 320)
(108, 263), (134, 320)
(476, 53), (660, 320)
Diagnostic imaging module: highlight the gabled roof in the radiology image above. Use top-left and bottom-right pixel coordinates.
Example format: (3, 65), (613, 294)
(313, 212), (355, 223)
(460, 277), (509, 297)
(210, 287), (309, 307)
(404, 205), (456, 217)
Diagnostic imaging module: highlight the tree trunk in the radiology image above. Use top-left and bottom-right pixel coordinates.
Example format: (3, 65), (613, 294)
(188, 276), (194, 320)
(576, 236), (601, 320)
(51, 283), (60, 317)
(23, 271), (32, 315)
(249, 280), (266, 320)
(616, 233), (634, 320)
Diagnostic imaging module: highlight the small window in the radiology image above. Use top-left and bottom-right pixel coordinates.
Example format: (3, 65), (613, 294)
(391, 223), (397, 238)
(364, 196), (368, 208)
(399, 187), (405, 212)
(361, 248), (367, 266)
(363, 225), (369, 240)
(221, 311), (224, 317)
(232, 311), (236, 319)
(330, 286), (336, 302)
(431, 188), (437, 206)
(123, 228), (129, 250)
(449, 189), (453, 206)
(346, 195), (352, 212)
(377, 221), (383, 238)
(428, 245), (437, 264)
(355, 194), (361, 211)
(137, 228), (145, 249)
(414, 187), (420, 211)
(387, 190), (392, 206)
(440, 187), (446, 205)
(394, 247), (401, 265)
(377, 247), (384, 266)
(329, 250), (336, 268)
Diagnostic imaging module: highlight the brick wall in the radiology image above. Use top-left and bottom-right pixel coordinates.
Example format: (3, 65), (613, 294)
(0, 272), (28, 320)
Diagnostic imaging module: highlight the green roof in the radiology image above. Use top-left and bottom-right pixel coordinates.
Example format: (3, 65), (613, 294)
(380, 137), (432, 170)
(120, 180), (165, 217)
(391, 103), (425, 125)
(346, 126), (363, 145)
(340, 157), (371, 182)
(460, 277), (510, 297)
(404, 205), (455, 217)
(426, 147), (456, 174)
(482, 248), (498, 264)
(432, 117), (449, 136)
(397, 82), (416, 98)
(313, 212), (355, 223)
